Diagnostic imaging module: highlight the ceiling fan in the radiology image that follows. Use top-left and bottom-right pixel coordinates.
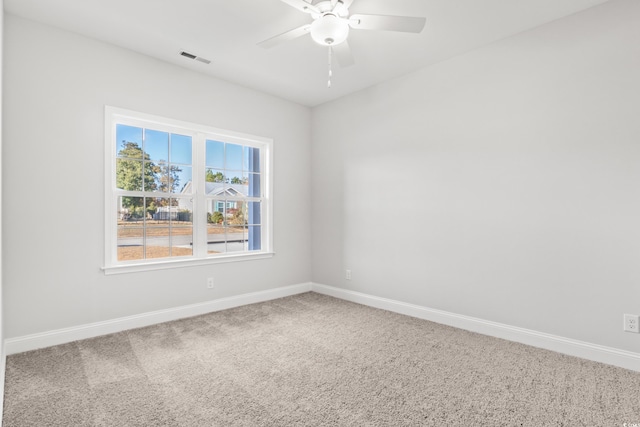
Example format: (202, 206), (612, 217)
(259, 0), (426, 85)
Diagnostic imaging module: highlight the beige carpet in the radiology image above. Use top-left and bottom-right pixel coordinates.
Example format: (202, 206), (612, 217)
(3, 292), (640, 426)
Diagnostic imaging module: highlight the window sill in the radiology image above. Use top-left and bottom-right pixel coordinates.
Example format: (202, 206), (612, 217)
(102, 252), (275, 275)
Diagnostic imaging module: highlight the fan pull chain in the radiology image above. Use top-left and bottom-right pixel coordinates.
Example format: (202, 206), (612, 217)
(328, 46), (333, 88)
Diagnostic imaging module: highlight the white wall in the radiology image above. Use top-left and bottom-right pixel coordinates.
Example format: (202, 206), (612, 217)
(3, 15), (312, 338)
(312, 0), (640, 353)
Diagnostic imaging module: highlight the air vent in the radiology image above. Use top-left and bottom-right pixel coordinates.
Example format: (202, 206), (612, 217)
(179, 51), (211, 65)
(180, 51), (197, 59)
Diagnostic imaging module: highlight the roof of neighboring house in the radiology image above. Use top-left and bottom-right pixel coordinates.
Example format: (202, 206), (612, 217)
(205, 183), (247, 197)
(180, 181), (247, 197)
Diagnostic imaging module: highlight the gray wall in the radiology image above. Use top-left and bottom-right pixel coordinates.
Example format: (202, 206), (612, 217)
(3, 15), (312, 338)
(311, 0), (640, 353)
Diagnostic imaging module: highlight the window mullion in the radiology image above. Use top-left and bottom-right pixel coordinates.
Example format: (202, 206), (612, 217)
(193, 133), (207, 258)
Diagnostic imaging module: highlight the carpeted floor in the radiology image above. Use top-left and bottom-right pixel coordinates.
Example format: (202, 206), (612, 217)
(3, 292), (640, 426)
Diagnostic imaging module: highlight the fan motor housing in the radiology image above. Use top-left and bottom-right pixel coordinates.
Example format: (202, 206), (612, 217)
(310, 1), (349, 19)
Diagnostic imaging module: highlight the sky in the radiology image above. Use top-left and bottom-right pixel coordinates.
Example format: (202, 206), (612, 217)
(116, 124), (261, 194)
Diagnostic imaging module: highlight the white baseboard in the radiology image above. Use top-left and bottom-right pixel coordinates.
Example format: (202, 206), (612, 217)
(5, 282), (312, 355)
(311, 283), (640, 372)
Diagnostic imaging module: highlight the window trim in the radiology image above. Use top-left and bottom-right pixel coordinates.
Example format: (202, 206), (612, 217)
(103, 106), (274, 275)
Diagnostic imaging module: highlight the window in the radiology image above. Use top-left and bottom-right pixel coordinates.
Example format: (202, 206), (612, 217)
(104, 107), (273, 274)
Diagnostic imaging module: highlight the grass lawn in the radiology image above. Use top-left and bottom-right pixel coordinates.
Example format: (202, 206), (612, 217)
(117, 245), (194, 261)
(117, 220), (246, 260)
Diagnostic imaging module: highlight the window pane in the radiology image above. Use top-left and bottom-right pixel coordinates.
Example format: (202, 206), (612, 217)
(227, 200), (246, 226)
(226, 143), (243, 172)
(244, 146), (260, 173)
(117, 227), (144, 240)
(116, 159), (142, 191)
(176, 208), (193, 227)
(247, 201), (261, 225)
(206, 140), (224, 169)
(117, 225), (143, 260)
(207, 201), (225, 223)
(207, 201), (232, 255)
(145, 161), (161, 192)
(153, 163), (192, 194)
(227, 174), (247, 186)
(148, 197), (172, 223)
(248, 225), (261, 251)
(224, 183), (247, 199)
(171, 134), (192, 165)
(239, 201), (249, 225)
(175, 201), (194, 223)
(118, 196), (145, 221)
(173, 166), (192, 194)
(248, 173), (261, 197)
(226, 225), (246, 253)
(145, 129), (169, 162)
(151, 160), (171, 193)
(117, 227), (144, 261)
(117, 195), (144, 261)
(171, 227), (193, 257)
(205, 169), (226, 184)
(207, 224), (225, 254)
(133, 161), (155, 193)
(116, 125), (143, 158)
(145, 227), (170, 259)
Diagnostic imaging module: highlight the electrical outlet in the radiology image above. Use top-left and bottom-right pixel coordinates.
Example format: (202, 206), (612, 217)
(345, 269), (351, 280)
(624, 314), (639, 333)
(207, 277), (215, 289)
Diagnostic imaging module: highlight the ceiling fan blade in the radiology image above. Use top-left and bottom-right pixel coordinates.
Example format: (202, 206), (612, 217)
(333, 41), (355, 67)
(331, 0), (352, 15)
(349, 14), (426, 33)
(258, 24), (311, 49)
(279, 0), (320, 14)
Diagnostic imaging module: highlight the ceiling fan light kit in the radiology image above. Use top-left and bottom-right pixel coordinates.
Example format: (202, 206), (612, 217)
(310, 13), (350, 46)
(260, 0), (426, 86)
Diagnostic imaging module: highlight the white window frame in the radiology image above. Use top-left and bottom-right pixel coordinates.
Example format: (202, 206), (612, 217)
(103, 106), (274, 275)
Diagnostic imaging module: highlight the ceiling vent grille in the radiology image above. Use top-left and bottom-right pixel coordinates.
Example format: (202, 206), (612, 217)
(179, 51), (211, 64)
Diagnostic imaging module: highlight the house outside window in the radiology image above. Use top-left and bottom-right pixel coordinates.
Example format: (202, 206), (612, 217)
(104, 107), (273, 274)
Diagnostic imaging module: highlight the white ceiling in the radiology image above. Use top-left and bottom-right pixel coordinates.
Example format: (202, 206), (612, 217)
(5, 0), (612, 107)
